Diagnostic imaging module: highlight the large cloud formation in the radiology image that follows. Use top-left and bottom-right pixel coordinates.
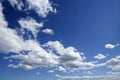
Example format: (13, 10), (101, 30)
(0, 0), (120, 75)
(0, 1), (96, 71)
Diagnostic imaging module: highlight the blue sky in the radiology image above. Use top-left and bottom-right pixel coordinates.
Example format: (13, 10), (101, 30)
(0, 0), (120, 80)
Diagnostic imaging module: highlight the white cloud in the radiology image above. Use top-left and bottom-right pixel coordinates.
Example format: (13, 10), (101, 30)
(65, 61), (96, 71)
(2, 0), (120, 72)
(105, 56), (120, 70)
(94, 54), (106, 60)
(7, 0), (56, 17)
(42, 28), (54, 35)
(95, 55), (120, 70)
(0, 3), (58, 70)
(8, 40), (93, 71)
(26, 0), (56, 17)
(105, 43), (119, 49)
(43, 41), (83, 62)
(7, 46), (59, 70)
(56, 72), (120, 80)
(57, 66), (66, 72)
(43, 41), (96, 71)
(18, 17), (43, 37)
(0, 3), (24, 53)
(48, 70), (54, 73)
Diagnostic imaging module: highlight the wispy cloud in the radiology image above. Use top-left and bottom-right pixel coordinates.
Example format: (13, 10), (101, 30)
(56, 72), (120, 80)
(18, 17), (43, 37)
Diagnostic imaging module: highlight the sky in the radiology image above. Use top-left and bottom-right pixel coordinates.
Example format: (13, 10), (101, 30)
(0, 0), (120, 80)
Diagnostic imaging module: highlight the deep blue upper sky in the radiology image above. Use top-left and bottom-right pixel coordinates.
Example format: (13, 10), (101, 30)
(46, 0), (120, 57)
(0, 0), (120, 80)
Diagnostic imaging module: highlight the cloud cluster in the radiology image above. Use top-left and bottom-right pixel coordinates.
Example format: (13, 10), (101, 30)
(43, 41), (96, 71)
(0, 0), (120, 75)
(105, 56), (120, 70)
(0, 3), (96, 71)
(0, 1), (58, 70)
(8, 0), (56, 17)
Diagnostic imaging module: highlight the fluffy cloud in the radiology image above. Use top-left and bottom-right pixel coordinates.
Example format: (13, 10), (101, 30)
(18, 17), (43, 37)
(26, 0), (56, 17)
(1, 0), (120, 72)
(95, 55), (120, 70)
(6, 45), (59, 70)
(42, 28), (54, 35)
(0, 3), (24, 53)
(105, 56), (120, 70)
(43, 41), (83, 62)
(57, 66), (66, 72)
(8, 0), (56, 17)
(105, 43), (119, 49)
(0, 2), (58, 70)
(0, 27), (24, 53)
(94, 54), (106, 60)
(6, 40), (95, 71)
(43, 41), (96, 71)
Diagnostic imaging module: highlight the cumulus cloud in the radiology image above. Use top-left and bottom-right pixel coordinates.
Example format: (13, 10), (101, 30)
(43, 41), (96, 71)
(8, 0), (56, 17)
(95, 55), (120, 70)
(1, 0), (120, 73)
(105, 56), (120, 70)
(42, 28), (54, 35)
(43, 41), (83, 62)
(6, 46), (59, 70)
(94, 54), (106, 60)
(105, 43), (119, 49)
(0, 2), (58, 70)
(5, 40), (96, 71)
(18, 17), (43, 37)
